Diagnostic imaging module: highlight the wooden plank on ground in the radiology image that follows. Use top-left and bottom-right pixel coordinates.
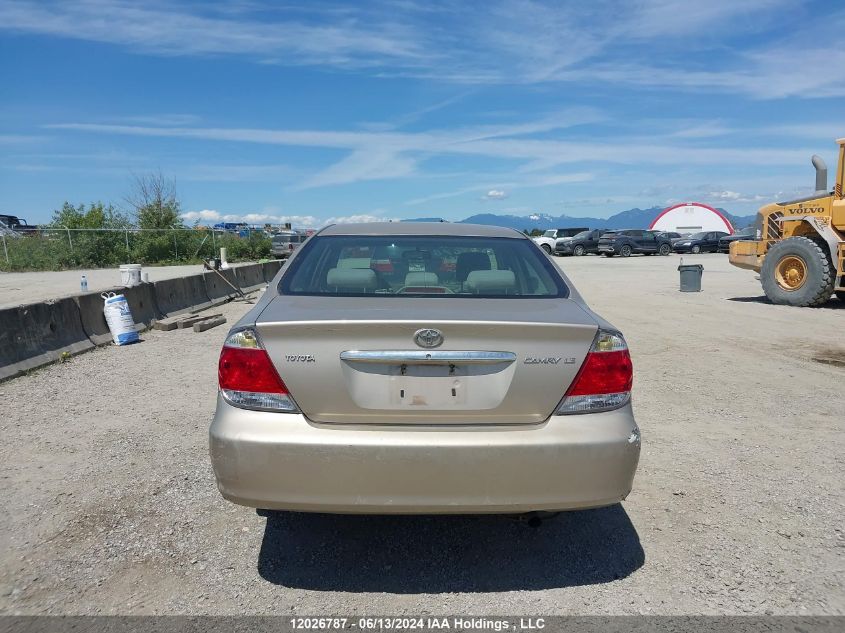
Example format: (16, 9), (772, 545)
(153, 316), (186, 331)
(193, 316), (227, 332)
(176, 313), (222, 329)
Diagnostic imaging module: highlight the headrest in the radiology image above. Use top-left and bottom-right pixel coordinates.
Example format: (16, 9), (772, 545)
(456, 251), (491, 281)
(327, 267), (378, 290)
(465, 269), (516, 293)
(404, 271), (439, 287)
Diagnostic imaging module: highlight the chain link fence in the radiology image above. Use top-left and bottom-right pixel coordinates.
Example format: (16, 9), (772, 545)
(0, 227), (273, 271)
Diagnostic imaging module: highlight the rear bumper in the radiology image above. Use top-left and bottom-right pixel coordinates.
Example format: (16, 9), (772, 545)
(209, 396), (641, 514)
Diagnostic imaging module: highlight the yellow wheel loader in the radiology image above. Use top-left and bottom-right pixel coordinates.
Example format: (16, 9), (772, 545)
(729, 137), (845, 307)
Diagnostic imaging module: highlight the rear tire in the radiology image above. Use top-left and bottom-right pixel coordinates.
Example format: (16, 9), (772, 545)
(659, 243), (671, 256)
(760, 237), (835, 307)
(573, 245), (585, 256)
(541, 244), (552, 254)
(620, 245), (632, 257)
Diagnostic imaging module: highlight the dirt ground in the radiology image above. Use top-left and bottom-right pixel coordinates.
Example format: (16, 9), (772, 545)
(1, 253), (843, 615)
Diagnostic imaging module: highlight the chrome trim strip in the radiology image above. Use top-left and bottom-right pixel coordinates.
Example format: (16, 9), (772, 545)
(340, 350), (516, 365)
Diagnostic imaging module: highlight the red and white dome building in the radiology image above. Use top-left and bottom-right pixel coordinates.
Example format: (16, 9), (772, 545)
(649, 203), (734, 235)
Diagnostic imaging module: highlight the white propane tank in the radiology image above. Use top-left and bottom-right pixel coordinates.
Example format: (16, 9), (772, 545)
(101, 292), (140, 345)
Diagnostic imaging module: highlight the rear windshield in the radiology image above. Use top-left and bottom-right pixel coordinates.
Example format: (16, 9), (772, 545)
(280, 235), (569, 298)
(272, 234), (302, 244)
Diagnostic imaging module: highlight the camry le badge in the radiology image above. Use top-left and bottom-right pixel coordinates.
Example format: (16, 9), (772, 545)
(414, 328), (443, 349)
(524, 357), (576, 365)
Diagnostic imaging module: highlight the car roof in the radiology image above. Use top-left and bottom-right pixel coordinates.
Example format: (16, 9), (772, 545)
(319, 222), (524, 238)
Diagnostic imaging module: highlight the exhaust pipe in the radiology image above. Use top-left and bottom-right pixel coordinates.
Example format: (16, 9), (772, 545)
(515, 511), (560, 527)
(812, 155), (828, 193)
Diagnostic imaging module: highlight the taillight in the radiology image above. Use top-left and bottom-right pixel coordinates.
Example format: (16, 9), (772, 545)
(556, 330), (632, 414)
(218, 328), (298, 412)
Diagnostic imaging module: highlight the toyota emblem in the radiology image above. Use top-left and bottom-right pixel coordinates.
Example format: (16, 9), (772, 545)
(414, 328), (443, 349)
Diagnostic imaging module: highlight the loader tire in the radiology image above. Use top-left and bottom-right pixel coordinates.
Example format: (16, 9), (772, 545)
(761, 237), (835, 307)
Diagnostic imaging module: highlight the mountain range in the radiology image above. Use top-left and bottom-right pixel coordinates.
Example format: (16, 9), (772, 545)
(407, 207), (757, 231)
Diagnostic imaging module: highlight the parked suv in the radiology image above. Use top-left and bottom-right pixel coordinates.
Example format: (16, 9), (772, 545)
(598, 230), (672, 257)
(673, 231), (729, 254)
(657, 231), (687, 246)
(533, 227), (589, 254)
(718, 227), (757, 253)
(555, 229), (606, 256)
(270, 231), (307, 259)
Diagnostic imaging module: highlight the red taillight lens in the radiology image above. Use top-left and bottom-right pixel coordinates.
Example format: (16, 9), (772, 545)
(565, 350), (633, 396)
(218, 329), (298, 412)
(219, 347), (287, 394)
(556, 330), (632, 414)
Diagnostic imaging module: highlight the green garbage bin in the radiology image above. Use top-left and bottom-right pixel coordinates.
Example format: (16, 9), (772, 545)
(678, 263), (703, 292)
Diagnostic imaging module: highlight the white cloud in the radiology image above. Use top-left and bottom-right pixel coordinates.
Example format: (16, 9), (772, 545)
(0, 134), (50, 144)
(181, 209), (222, 222)
(482, 189), (508, 200)
(296, 149), (417, 189)
(49, 120), (814, 178)
(1, 0), (835, 98)
(180, 210), (396, 228)
(324, 214), (400, 225)
(0, 1), (424, 66)
(708, 191), (742, 201)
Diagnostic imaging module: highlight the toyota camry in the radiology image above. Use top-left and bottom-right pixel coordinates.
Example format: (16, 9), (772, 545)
(209, 222), (640, 514)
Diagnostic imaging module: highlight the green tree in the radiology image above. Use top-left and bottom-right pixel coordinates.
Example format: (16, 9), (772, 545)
(44, 202), (132, 268)
(124, 173), (197, 263)
(125, 172), (184, 230)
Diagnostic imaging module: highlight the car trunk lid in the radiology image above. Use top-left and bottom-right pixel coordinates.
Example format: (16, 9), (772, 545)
(256, 296), (598, 425)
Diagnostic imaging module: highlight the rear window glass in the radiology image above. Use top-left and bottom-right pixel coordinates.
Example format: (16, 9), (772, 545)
(280, 235), (568, 298)
(272, 234), (302, 243)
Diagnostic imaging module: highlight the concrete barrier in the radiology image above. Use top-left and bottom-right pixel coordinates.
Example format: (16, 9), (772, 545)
(121, 282), (163, 326)
(262, 260), (283, 283)
(75, 283), (163, 345)
(1, 264), (272, 381)
(74, 288), (120, 345)
(0, 298), (94, 381)
(204, 269), (240, 305)
(153, 273), (212, 317)
(234, 263), (266, 291)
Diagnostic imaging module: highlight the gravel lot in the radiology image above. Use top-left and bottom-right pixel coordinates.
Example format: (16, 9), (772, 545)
(1, 254), (843, 615)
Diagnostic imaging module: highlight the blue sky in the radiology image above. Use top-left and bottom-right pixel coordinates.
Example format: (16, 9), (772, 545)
(1, 0), (843, 227)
